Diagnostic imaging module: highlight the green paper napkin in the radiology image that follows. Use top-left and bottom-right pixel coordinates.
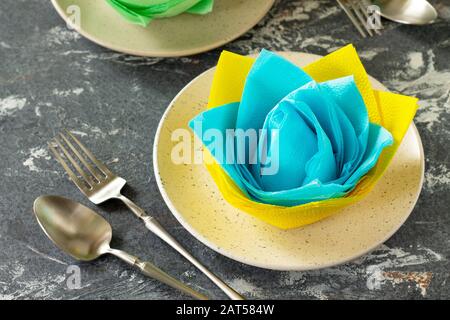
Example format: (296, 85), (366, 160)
(106, 0), (214, 26)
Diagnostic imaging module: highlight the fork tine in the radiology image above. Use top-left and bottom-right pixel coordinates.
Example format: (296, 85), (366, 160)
(59, 132), (104, 181)
(48, 142), (90, 191)
(64, 130), (113, 176)
(337, 0), (367, 38)
(349, 0), (373, 36)
(53, 137), (95, 187)
(357, 1), (382, 35)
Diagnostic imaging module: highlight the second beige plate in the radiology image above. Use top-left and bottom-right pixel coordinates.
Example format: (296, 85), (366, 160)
(51, 0), (274, 57)
(153, 52), (424, 271)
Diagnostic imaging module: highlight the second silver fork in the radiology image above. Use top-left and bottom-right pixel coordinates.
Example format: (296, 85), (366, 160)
(49, 130), (243, 300)
(337, 0), (382, 38)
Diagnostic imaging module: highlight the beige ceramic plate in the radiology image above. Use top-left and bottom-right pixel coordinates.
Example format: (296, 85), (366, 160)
(154, 52), (424, 271)
(51, 0), (274, 57)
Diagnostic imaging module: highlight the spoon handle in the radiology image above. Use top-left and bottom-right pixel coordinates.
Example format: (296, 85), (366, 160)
(117, 194), (244, 300)
(109, 248), (208, 300)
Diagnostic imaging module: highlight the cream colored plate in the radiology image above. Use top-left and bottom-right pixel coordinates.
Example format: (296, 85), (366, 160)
(153, 52), (424, 271)
(51, 0), (274, 57)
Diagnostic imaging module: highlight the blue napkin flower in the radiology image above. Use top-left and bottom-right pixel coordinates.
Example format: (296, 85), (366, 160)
(189, 50), (393, 207)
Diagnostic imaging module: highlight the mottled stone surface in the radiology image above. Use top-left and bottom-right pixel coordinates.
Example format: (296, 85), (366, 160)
(0, 0), (449, 300)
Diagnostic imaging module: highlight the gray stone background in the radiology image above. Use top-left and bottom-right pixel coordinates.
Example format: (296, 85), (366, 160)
(0, 0), (449, 300)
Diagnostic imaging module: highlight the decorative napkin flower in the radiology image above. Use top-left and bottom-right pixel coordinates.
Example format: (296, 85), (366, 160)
(189, 45), (419, 229)
(107, 0), (214, 26)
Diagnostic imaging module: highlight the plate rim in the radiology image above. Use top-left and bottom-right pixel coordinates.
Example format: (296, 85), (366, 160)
(153, 52), (425, 271)
(50, 0), (275, 57)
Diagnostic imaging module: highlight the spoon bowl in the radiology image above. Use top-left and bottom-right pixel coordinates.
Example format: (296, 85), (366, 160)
(372, 0), (438, 25)
(33, 195), (112, 261)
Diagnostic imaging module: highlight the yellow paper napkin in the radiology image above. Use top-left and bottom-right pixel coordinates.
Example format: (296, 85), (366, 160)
(203, 44), (418, 229)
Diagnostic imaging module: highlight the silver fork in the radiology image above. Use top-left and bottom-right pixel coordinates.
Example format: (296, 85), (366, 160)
(49, 130), (243, 300)
(337, 0), (382, 38)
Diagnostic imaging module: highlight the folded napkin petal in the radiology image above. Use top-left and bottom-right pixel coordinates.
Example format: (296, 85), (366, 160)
(107, 0), (214, 26)
(186, 0), (214, 14)
(192, 44), (418, 229)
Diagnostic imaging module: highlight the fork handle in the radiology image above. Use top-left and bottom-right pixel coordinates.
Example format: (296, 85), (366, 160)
(117, 194), (244, 300)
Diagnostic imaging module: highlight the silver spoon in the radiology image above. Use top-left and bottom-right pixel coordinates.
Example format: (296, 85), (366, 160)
(371, 0), (438, 25)
(33, 195), (208, 300)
